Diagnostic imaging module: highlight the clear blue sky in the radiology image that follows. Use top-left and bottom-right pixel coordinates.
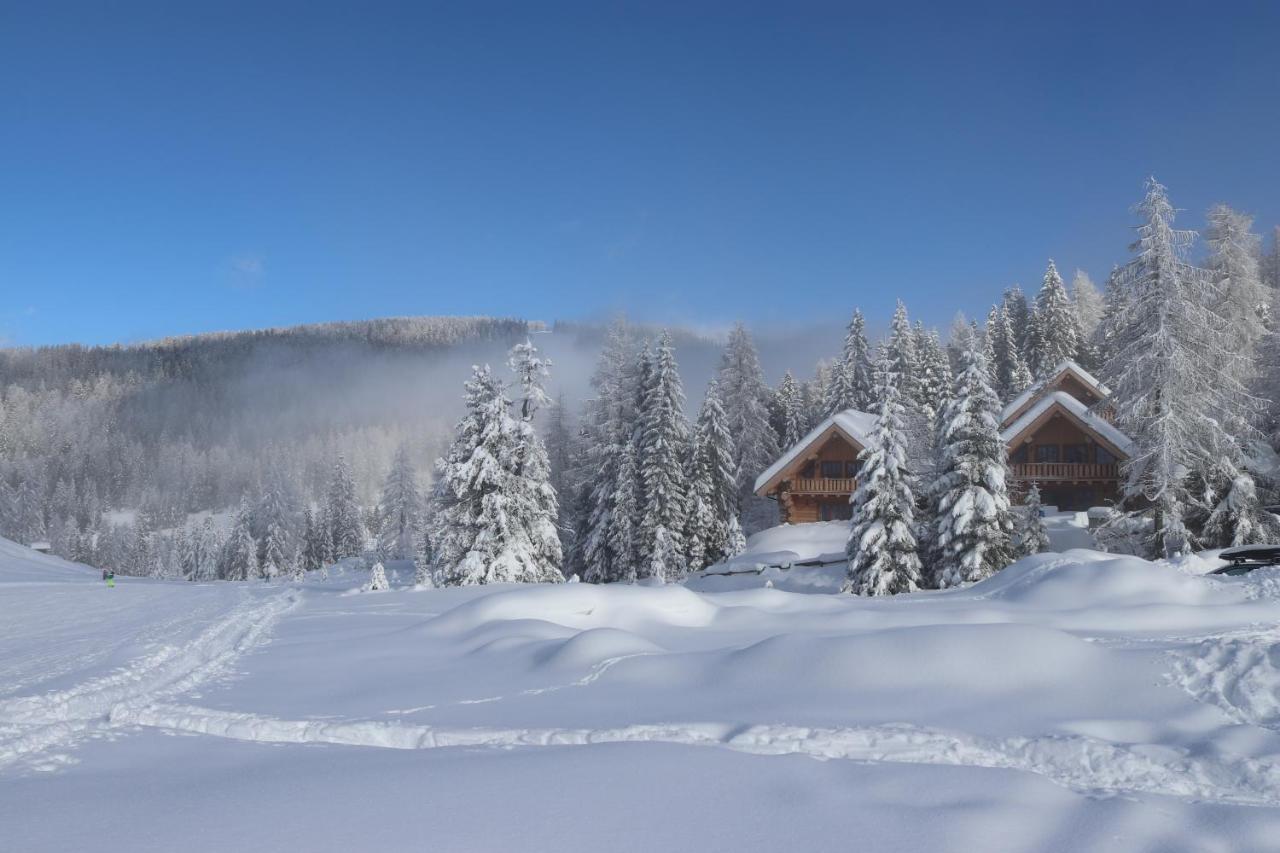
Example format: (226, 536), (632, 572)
(2, 1), (1277, 346)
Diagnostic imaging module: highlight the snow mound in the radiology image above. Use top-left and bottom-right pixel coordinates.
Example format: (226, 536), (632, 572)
(421, 582), (723, 636)
(537, 628), (663, 670)
(975, 551), (1220, 607)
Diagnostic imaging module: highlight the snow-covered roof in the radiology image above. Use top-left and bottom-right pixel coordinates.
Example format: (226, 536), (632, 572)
(1000, 359), (1109, 426)
(1000, 390), (1133, 457)
(754, 408), (877, 495)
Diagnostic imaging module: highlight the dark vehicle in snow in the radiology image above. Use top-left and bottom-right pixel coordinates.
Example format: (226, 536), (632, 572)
(1211, 545), (1280, 576)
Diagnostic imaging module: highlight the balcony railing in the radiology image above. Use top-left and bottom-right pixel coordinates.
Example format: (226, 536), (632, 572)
(1010, 462), (1118, 481)
(790, 477), (856, 494)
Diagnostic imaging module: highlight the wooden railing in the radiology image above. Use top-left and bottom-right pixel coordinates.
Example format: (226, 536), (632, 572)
(1009, 463), (1118, 481)
(790, 477), (856, 494)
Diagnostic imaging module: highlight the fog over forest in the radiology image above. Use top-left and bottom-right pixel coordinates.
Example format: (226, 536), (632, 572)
(0, 312), (845, 570)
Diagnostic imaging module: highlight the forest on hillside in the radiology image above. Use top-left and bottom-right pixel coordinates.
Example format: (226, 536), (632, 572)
(2, 183), (1279, 585)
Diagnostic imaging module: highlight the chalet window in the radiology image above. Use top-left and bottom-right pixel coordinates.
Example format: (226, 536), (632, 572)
(819, 500), (853, 521)
(1063, 444), (1089, 464)
(820, 461), (843, 478)
(845, 461), (859, 478)
(1010, 445), (1028, 464)
(1095, 446), (1117, 465)
(1035, 445), (1060, 463)
(800, 461), (815, 478)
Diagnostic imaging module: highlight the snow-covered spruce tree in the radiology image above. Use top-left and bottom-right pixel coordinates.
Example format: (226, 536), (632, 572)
(823, 310), (875, 416)
(1206, 205), (1269, 369)
(885, 301), (920, 405)
(1072, 270), (1105, 369)
(220, 498), (260, 581)
(1001, 286), (1031, 362)
(637, 332), (691, 582)
(985, 305), (1011, 398)
(428, 349), (564, 586)
(1013, 483), (1050, 558)
(1028, 260), (1081, 377)
(846, 309), (876, 410)
(1099, 179), (1257, 558)
(377, 443), (421, 561)
(932, 341), (1013, 587)
(575, 322), (638, 583)
(1202, 468), (1280, 548)
(773, 371), (806, 449)
(327, 454), (364, 560)
(687, 380), (743, 569)
(260, 519), (289, 581)
(608, 438), (641, 583)
(843, 354), (923, 596)
(544, 391), (577, 557)
(914, 322), (951, 424)
(717, 323), (779, 533)
(365, 561), (390, 591)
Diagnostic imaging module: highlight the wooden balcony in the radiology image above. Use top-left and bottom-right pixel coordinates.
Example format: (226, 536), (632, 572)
(789, 477), (856, 495)
(1010, 462), (1118, 482)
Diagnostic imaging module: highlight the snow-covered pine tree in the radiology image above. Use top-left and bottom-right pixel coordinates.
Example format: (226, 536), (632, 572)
(1072, 270), (1105, 369)
(576, 322), (638, 583)
(637, 332), (691, 582)
(1013, 483), (1050, 558)
(688, 380), (742, 569)
(717, 323), (779, 533)
(773, 372), (805, 449)
(260, 519), (288, 581)
(428, 349), (564, 585)
(544, 392), (577, 556)
(1202, 467), (1280, 548)
(301, 507), (324, 572)
(1099, 178), (1256, 558)
(327, 454), (364, 560)
(377, 443), (421, 561)
(846, 309), (876, 410)
(1206, 205), (1269, 367)
(985, 305), (1011, 398)
(1028, 260), (1081, 377)
(843, 353), (923, 596)
(1001, 286), (1031, 362)
(507, 339), (563, 578)
(885, 300), (920, 405)
(932, 341), (1013, 587)
(366, 561), (390, 591)
(608, 438), (641, 583)
(221, 498), (260, 581)
(914, 322), (951, 423)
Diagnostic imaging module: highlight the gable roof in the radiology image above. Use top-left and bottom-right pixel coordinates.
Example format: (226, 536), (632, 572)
(1000, 390), (1133, 458)
(753, 408), (876, 496)
(1000, 359), (1109, 426)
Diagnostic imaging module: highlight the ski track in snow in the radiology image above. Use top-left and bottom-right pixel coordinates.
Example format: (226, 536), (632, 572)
(108, 703), (1280, 807)
(1173, 626), (1280, 731)
(0, 590), (299, 772)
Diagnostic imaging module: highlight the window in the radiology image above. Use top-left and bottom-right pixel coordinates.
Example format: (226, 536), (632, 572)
(799, 461), (815, 478)
(821, 461), (844, 478)
(1035, 445), (1060, 463)
(1063, 444), (1089, 464)
(819, 500), (853, 521)
(1095, 446), (1116, 465)
(845, 461), (860, 478)
(1010, 445), (1028, 464)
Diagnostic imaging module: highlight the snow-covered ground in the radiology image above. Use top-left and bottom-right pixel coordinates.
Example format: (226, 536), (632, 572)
(6, 533), (1280, 851)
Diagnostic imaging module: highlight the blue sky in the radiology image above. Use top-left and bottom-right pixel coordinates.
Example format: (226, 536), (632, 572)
(2, 1), (1278, 346)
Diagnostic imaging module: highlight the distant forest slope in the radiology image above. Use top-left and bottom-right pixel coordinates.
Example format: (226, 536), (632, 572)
(0, 314), (776, 556)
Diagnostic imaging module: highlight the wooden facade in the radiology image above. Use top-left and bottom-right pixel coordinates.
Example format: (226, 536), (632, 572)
(756, 360), (1130, 521)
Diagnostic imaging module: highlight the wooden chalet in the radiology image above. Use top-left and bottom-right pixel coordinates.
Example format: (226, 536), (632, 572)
(754, 359), (1132, 522)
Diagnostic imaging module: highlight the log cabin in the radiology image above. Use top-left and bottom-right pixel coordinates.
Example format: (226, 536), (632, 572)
(754, 359), (1133, 522)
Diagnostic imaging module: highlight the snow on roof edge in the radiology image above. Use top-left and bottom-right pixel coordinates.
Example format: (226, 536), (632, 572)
(753, 408), (876, 495)
(1000, 359), (1109, 425)
(1000, 390), (1133, 456)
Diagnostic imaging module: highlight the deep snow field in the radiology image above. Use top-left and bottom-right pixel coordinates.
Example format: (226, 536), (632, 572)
(7, 524), (1280, 851)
